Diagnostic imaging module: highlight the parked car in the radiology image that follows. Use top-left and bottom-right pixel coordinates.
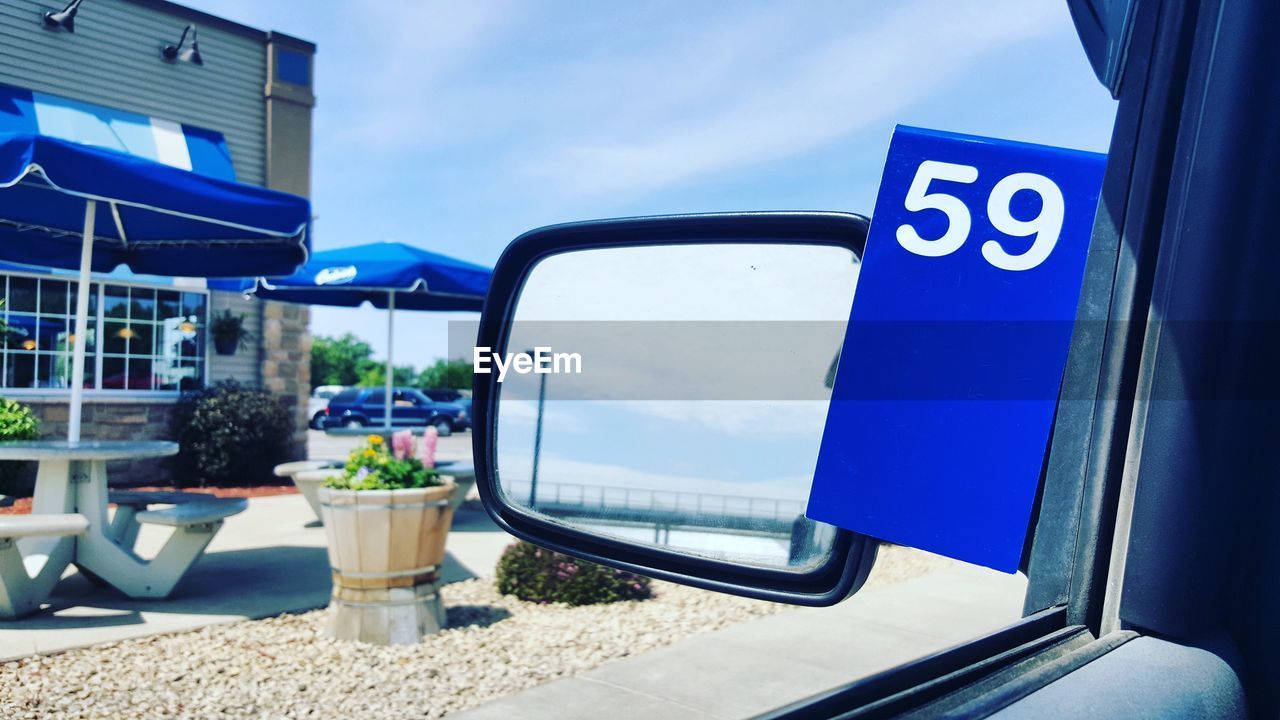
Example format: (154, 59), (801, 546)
(450, 397), (472, 432)
(420, 388), (464, 403)
(320, 387), (467, 435)
(308, 385), (347, 430)
(420, 389), (472, 431)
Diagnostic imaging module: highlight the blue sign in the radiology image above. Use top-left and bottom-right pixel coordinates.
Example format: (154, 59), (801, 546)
(806, 126), (1106, 572)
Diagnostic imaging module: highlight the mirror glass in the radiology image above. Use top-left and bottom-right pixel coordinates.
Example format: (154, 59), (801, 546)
(493, 243), (859, 572)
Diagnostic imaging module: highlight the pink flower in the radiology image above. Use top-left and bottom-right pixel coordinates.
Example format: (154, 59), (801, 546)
(421, 425), (438, 468)
(391, 430), (414, 460)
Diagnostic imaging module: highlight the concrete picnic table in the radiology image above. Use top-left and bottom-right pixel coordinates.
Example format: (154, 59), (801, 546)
(0, 440), (246, 618)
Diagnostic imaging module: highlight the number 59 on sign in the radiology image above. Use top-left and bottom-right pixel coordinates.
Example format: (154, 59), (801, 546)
(897, 160), (1065, 271)
(807, 126), (1107, 572)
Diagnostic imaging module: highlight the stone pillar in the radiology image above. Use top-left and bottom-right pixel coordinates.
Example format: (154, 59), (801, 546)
(264, 33), (316, 198)
(262, 300), (311, 459)
(262, 33), (316, 460)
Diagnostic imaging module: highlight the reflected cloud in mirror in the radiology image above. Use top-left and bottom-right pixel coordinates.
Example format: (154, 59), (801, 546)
(495, 243), (858, 572)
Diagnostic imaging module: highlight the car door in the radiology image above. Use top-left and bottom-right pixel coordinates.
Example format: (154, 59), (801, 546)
(390, 390), (425, 426)
(471, 0), (1277, 716)
(766, 0), (1275, 713)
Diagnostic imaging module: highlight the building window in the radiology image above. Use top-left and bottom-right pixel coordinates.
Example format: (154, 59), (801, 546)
(275, 47), (311, 87)
(0, 273), (207, 392)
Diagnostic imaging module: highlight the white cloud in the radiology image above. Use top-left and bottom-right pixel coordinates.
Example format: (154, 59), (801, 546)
(268, 0), (1068, 205)
(315, 0), (527, 152)
(511, 0), (1064, 197)
(191, 0), (1074, 213)
(614, 401), (832, 437)
(499, 452), (811, 503)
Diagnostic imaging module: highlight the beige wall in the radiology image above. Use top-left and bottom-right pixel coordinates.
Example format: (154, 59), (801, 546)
(206, 291), (265, 389)
(0, 5), (317, 484)
(0, 0), (270, 184)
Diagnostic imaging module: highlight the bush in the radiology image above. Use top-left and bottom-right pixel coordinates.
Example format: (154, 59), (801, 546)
(170, 381), (294, 487)
(495, 541), (652, 606)
(0, 398), (39, 496)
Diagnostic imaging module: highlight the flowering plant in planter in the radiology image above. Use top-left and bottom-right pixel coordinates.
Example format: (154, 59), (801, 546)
(324, 430), (444, 490)
(317, 426), (457, 645)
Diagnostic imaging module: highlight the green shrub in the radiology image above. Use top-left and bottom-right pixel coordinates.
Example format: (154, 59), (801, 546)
(495, 541), (652, 606)
(0, 398), (39, 496)
(170, 381), (293, 487)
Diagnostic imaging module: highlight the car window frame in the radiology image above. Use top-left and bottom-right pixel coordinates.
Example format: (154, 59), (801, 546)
(466, 0), (1250, 715)
(763, 0), (1245, 715)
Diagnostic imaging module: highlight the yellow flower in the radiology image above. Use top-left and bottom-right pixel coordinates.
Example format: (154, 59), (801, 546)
(363, 449), (376, 459)
(367, 435), (384, 446)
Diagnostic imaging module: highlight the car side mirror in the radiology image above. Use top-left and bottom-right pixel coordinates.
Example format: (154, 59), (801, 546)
(473, 212), (878, 605)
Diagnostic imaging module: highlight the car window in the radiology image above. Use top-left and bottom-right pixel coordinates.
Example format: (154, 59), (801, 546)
(22, 2), (1124, 718)
(469, 2), (1118, 714)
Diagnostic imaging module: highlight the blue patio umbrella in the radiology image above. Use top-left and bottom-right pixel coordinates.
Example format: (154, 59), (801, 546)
(211, 242), (490, 428)
(0, 132), (311, 441)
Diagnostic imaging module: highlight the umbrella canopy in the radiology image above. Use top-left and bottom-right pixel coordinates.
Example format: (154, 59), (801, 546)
(219, 241), (489, 311)
(211, 242), (491, 428)
(0, 133), (310, 276)
(0, 132), (312, 442)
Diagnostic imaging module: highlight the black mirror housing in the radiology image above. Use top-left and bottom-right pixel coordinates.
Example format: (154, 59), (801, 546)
(472, 212), (879, 606)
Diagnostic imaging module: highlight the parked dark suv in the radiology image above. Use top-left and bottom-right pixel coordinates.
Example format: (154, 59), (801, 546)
(420, 388), (464, 403)
(320, 387), (468, 435)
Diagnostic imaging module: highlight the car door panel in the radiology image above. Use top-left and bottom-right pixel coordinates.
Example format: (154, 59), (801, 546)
(989, 637), (1245, 719)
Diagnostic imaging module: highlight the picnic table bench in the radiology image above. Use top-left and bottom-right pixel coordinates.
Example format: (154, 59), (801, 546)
(0, 513), (89, 616)
(0, 442), (248, 618)
(105, 490), (246, 555)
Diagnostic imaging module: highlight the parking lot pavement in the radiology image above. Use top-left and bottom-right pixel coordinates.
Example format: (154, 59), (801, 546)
(456, 563), (1028, 720)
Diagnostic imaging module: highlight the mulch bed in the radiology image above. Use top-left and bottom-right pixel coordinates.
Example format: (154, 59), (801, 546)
(0, 484), (298, 515)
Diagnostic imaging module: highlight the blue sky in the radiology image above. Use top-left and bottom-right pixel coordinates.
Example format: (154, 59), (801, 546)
(184, 0), (1117, 369)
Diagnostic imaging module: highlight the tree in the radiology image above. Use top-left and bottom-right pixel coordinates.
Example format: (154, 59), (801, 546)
(310, 334), (373, 389)
(417, 358), (473, 390)
(356, 362), (418, 388)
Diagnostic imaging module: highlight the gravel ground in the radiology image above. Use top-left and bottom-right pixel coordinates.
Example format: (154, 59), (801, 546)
(0, 547), (956, 719)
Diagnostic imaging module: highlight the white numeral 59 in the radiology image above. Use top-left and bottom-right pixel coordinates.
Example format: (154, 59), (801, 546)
(895, 160), (1065, 271)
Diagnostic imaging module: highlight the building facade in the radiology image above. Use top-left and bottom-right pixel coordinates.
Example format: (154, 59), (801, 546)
(0, 0), (316, 484)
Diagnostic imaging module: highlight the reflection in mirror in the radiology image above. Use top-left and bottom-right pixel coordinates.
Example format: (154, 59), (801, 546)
(495, 243), (859, 573)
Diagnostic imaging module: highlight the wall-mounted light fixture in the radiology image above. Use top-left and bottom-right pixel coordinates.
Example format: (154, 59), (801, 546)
(41, 0), (83, 33)
(20, 339), (36, 351)
(162, 25), (203, 66)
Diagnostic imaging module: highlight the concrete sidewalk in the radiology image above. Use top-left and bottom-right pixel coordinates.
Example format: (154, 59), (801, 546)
(456, 565), (1027, 720)
(0, 493), (513, 660)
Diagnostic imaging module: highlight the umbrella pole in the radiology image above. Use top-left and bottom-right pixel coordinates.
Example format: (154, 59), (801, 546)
(68, 199), (96, 444)
(384, 291), (394, 430)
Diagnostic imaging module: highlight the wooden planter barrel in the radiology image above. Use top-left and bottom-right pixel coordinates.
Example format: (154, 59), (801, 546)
(317, 483), (458, 645)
